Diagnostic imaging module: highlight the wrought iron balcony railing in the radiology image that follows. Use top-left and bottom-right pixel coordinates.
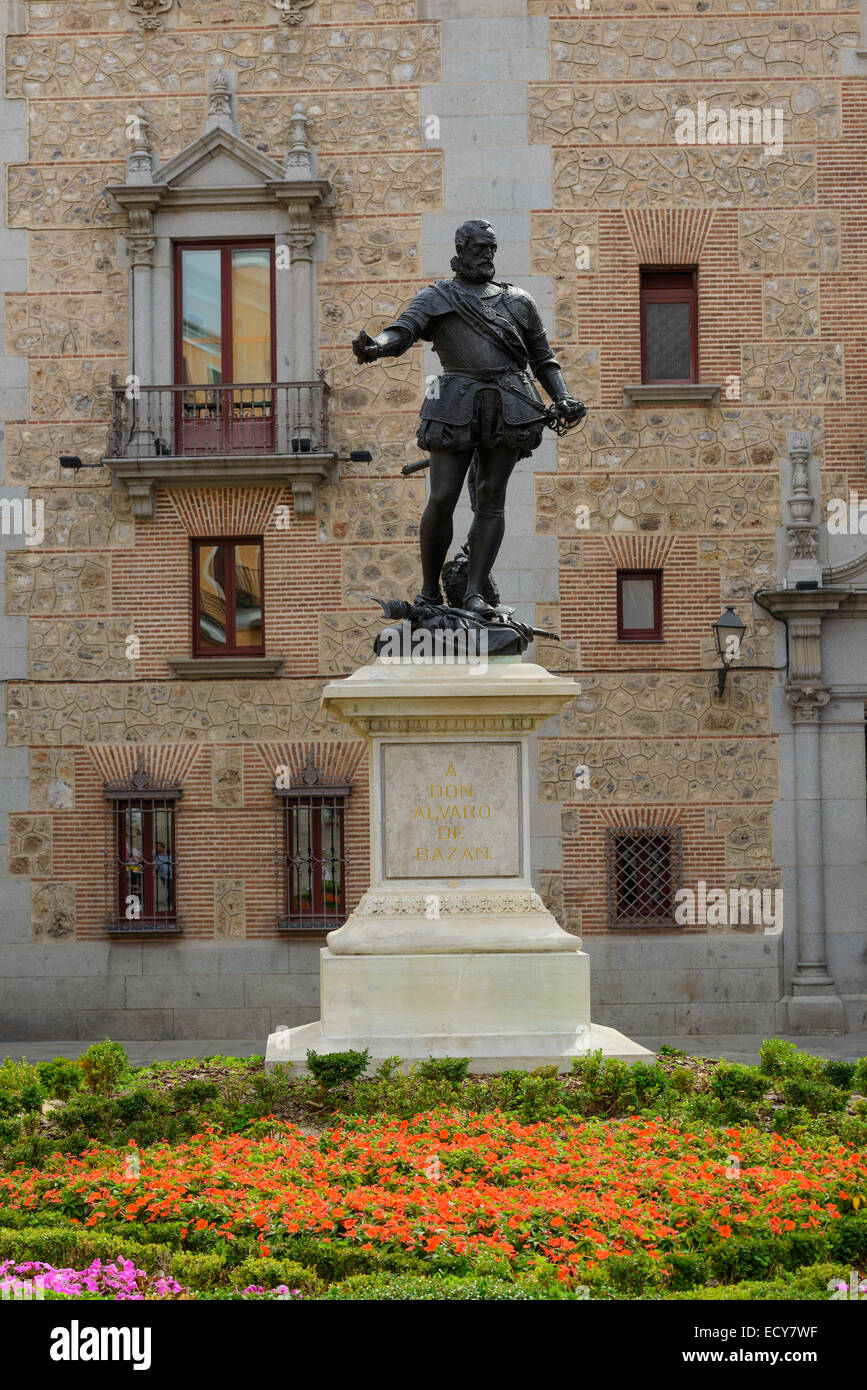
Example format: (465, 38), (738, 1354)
(106, 373), (331, 461)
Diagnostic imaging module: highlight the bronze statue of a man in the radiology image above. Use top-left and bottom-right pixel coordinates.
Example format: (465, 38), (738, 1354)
(352, 220), (585, 618)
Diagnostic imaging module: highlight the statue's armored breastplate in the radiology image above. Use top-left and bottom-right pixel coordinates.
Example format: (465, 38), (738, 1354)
(430, 296), (525, 373)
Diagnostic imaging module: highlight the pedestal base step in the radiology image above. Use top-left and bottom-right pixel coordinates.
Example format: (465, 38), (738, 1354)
(265, 1020), (654, 1071)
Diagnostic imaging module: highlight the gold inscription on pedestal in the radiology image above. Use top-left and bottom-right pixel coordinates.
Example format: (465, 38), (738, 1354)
(382, 743), (521, 879)
(412, 762), (491, 863)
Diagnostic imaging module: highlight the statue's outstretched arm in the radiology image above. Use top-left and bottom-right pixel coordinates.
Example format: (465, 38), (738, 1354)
(352, 325), (414, 363)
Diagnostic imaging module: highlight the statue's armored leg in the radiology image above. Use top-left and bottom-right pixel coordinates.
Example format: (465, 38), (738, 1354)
(417, 448), (473, 601)
(464, 443), (519, 610)
(466, 449), (478, 513)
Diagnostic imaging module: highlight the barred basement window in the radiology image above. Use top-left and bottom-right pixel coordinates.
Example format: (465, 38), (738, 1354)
(104, 756), (183, 935)
(606, 827), (682, 929)
(275, 754), (351, 932)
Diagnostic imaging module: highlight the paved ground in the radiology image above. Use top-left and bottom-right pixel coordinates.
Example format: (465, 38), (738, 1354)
(3, 1035), (867, 1065)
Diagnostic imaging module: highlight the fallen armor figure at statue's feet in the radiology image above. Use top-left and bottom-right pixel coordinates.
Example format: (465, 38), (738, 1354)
(373, 546), (558, 658)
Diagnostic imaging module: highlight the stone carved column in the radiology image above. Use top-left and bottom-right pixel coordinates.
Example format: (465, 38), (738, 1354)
(759, 588), (849, 1032)
(784, 681), (842, 1031)
(281, 105), (318, 382)
(124, 112), (156, 417)
(783, 429), (821, 586)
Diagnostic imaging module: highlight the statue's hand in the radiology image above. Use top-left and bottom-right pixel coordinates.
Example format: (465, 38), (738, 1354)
(555, 396), (586, 424)
(352, 330), (380, 364)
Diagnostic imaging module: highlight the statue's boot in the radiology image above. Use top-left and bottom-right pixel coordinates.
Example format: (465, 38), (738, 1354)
(462, 592), (500, 619)
(414, 587), (443, 607)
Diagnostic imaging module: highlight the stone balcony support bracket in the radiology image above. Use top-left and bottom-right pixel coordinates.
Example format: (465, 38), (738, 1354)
(104, 453), (339, 521)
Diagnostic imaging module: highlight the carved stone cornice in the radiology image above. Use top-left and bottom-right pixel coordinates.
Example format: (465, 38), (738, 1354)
(755, 587), (849, 682)
(359, 890), (547, 917)
(322, 660), (580, 739)
(107, 129), (331, 219)
(786, 683), (831, 724)
(327, 886), (581, 955)
(362, 714), (540, 734)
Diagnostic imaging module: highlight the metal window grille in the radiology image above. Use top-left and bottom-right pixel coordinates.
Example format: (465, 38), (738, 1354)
(103, 756), (183, 935)
(606, 826), (682, 929)
(275, 754), (351, 932)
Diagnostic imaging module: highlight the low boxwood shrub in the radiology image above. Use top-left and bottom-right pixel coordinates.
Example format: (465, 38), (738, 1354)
(0, 1224), (173, 1276)
(0, 1084), (42, 1117)
(54, 1093), (113, 1134)
(325, 1273), (558, 1300)
(664, 1262), (849, 1302)
(167, 1251), (226, 1290)
(665, 1251), (710, 1291)
(823, 1060), (857, 1090)
(416, 1057), (470, 1085)
(169, 1078), (220, 1107)
(779, 1074), (848, 1116)
(113, 1087), (163, 1124)
(759, 1038), (824, 1082)
(36, 1058), (82, 1101)
(710, 1060), (771, 1104)
(79, 1039), (130, 1096)
(599, 1252), (663, 1296)
(827, 1213), (867, 1264)
(569, 1052), (636, 1115)
(273, 1237), (418, 1282)
(706, 1234), (782, 1283)
(0, 1058), (40, 1094)
(231, 1256), (323, 1298)
(306, 1049), (369, 1089)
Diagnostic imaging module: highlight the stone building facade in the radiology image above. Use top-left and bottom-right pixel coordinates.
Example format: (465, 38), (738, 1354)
(1, 0), (866, 1041)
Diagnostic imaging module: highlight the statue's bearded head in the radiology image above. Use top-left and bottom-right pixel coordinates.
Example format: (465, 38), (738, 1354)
(451, 221), (497, 284)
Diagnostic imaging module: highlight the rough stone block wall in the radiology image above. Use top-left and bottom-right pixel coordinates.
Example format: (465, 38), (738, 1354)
(1, 0), (866, 1038)
(0, 0), (437, 1039)
(520, 0), (865, 1031)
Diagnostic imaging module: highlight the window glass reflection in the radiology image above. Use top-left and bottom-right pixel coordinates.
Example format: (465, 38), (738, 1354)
(234, 543), (263, 648)
(199, 543), (228, 648)
(181, 249), (222, 386)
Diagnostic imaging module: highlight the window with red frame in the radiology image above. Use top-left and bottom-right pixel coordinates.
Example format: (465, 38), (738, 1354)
(640, 269), (697, 384)
(103, 759), (183, 935)
(175, 241), (275, 388)
(193, 539), (264, 656)
(174, 240), (276, 454)
(115, 801), (177, 927)
(617, 569), (662, 641)
(275, 758), (351, 932)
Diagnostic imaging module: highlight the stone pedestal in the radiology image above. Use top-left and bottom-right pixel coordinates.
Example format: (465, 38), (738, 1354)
(266, 657), (652, 1070)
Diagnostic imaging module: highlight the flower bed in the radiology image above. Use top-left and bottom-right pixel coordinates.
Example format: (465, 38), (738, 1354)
(0, 1256), (184, 1300)
(2, 1110), (866, 1295)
